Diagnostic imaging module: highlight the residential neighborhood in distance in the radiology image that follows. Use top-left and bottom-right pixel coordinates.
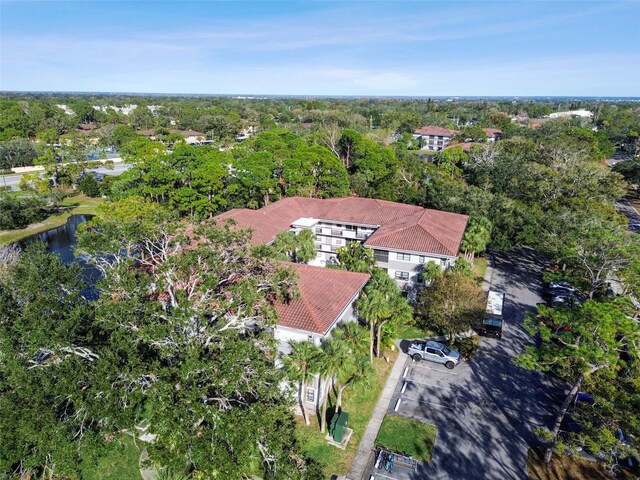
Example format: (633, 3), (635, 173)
(1, 1), (640, 480)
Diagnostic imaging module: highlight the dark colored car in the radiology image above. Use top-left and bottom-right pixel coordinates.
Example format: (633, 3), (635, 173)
(479, 317), (503, 339)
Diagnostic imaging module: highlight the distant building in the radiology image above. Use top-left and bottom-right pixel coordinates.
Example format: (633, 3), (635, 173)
(76, 123), (98, 133)
(413, 125), (460, 151)
(136, 129), (205, 145)
(548, 109), (593, 119)
(482, 128), (502, 142)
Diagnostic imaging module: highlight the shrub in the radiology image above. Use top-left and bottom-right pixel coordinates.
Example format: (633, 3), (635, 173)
(0, 195), (48, 229)
(78, 174), (100, 197)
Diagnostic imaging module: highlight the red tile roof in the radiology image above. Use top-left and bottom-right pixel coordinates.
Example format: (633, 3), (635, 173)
(414, 125), (459, 137)
(215, 197), (468, 257)
(483, 128), (502, 137)
(444, 142), (474, 152)
(365, 209), (468, 256)
(274, 263), (370, 334)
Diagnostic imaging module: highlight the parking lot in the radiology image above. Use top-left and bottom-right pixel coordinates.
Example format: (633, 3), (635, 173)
(364, 248), (566, 480)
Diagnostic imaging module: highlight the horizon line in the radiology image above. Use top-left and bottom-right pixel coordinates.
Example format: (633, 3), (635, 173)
(2, 90), (640, 101)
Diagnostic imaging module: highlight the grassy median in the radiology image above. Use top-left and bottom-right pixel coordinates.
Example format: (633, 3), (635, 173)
(375, 414), (437, 462)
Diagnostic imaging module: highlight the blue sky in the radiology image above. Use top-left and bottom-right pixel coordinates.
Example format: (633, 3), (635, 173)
(1, 1), (639, 96)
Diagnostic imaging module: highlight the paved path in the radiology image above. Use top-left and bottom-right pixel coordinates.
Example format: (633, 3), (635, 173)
(347, 351), (408, 480)
(617, 199), (640, 234)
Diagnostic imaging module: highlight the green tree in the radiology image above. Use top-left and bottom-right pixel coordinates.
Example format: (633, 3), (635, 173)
(285, 341), (321, 426)
(356, 269), (411, 361)
(415, 270), (486, 344)
(78, 173), (100, 197)
(460, 216), (492, 264)
(0, 244), (114, 479)
(335, 242), (376, 273)
(518, 301), (640, 464)
(0, 138), (39, 170)
(312, 339), (351, 433)
(272, 230), (316, 264)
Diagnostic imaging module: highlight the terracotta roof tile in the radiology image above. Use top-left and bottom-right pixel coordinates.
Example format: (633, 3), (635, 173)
(274, 263), (370, 334)
(214, 197), (468, 257)
(414, 125), (460, 137)
(365, 209), (468, 256)
(482, 128), (502, 137)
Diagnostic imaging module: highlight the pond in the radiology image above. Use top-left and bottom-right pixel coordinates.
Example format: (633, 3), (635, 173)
(21, 214), (101, 298)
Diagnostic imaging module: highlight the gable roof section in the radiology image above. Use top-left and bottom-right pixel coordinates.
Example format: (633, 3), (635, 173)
(214, 196), (468, 257)
(414, 125), (460, 137)
(365, 209), (469, 256)
(274, 263), (370, 335)
(215, 197), (312, 244)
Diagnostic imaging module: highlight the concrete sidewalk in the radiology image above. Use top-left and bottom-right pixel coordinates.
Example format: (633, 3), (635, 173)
(346, 351), (408, 480)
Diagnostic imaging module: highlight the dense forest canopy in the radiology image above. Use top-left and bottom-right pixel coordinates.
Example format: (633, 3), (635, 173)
(1, 93), (640, 477)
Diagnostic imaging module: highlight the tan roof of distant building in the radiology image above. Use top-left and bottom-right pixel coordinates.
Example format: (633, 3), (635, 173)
(274, 263), (369, 334)
(215, 197), (467, 257)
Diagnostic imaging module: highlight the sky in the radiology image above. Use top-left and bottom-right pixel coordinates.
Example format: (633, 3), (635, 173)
(1, 1), (639, 97)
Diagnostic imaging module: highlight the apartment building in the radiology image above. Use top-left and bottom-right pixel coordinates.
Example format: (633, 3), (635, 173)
(413, 125), (460, 151)
(215, 196), (468, 290)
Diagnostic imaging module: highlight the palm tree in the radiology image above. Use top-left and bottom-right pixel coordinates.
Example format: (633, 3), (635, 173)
(313, 339), (351, 433)
(295, 229), (316, 263)
(333, 322), (369, 356)
(335, 354), (373, 411)
(375, 295), (413, 359)
(284, 340), (321, 426)
(356, 289), (391, 362)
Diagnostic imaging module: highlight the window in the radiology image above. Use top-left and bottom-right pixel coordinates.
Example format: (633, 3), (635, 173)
(374, 249), (389, 263)
(396, 253), (411, 261)
(419, 256), (426, 264)
(426, 348), (437, 355)
(395, 271), (409, 281)
(306, 388), (315, 403)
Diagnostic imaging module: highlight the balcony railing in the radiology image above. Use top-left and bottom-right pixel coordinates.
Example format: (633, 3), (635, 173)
(330, 230), (342, 236)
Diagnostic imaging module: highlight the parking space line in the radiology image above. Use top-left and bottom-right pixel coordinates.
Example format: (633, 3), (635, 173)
(371, 472), (399, 480)
(404, 378), (456, 391)
(409, 362), (460, 375)
(399, 394), (456, 410)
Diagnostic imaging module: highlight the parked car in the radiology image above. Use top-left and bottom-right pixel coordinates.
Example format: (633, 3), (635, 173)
(480, 290), (505, 339)
(542, 281), (584, 307)
(407, 340), (461, 369)
(480, 317), (503, 338)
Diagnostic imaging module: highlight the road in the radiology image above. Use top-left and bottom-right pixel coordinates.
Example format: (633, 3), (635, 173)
(376, 248), (565, 480)
(0, 160), (132, 191)
(616, 199), (640, 234)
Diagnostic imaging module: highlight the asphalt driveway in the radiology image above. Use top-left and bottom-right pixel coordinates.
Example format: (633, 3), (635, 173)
(379, 248), (565, 480)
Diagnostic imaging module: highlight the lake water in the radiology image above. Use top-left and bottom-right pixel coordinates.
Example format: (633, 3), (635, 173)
(21, 214), (101, 298)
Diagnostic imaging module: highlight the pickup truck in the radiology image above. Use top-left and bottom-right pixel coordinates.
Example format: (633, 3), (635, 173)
(407, 340), (461, 369)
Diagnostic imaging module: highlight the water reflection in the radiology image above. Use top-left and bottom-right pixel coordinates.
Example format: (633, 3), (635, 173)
(21, 215), (101, 298)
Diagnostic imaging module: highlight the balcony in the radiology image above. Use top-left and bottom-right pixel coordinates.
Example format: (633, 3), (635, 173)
(330, 229), (343, 236)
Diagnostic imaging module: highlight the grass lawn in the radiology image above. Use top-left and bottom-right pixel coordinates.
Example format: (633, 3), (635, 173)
(395, 321), (435, 341)
(80, 435), (142, 480)
(295, 350), (398, 479)
(472, 256), (489, 285)
(0, 194), (104, 245)
(527, 448), (636, 480)
(375, 414), (437, 462)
